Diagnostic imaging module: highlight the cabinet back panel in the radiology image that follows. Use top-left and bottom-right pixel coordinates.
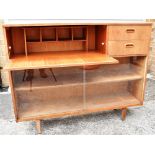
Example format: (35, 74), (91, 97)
(85, 82), (128, 96)
(27, 41), (85, 52)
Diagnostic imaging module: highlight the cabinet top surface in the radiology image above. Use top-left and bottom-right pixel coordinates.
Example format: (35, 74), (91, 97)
(3, 20), (152, 27)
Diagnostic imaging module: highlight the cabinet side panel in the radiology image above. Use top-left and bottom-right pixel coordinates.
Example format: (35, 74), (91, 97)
(8, 71), (18, 121)
(4, 28), (13, 58)
(88, 26), (95, 50)
(95, 25), (106, 53)
(129, 56), (148, 103)
(11, 28), (25, 54)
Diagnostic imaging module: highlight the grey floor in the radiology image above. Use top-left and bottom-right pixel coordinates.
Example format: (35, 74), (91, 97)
(0, 77), (155, 135)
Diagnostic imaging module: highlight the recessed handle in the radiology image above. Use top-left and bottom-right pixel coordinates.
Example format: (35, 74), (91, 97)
(126, 29), (135, 33)
(125, 43), (134, 48)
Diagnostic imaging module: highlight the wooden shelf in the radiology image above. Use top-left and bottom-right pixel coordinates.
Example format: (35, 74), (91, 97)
(17, 91), (141, 122)
(85, 92), (141, 112)
(6, 51), (119, 70)
(27, 40), (87, 43)
(85, 64), (142, 83)
(13, 64), (143, 91)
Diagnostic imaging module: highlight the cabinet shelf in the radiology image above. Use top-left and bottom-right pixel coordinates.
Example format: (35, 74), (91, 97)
(17, 91), (140, 122)
(13, 64), (142, 91)
(26, 40), (87, 44)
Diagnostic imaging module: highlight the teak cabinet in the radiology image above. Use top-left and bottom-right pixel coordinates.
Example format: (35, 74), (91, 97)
(3, 22), (152, 134)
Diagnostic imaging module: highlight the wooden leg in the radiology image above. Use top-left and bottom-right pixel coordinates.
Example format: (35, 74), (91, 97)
(22, 70), (26, 81)
(121, 108), (127, 121)
(35, 120), (42, 134)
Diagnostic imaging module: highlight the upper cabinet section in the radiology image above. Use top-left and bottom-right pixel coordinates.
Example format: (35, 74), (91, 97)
(106, 25), (152, 56)
(3, 23), (152, 60)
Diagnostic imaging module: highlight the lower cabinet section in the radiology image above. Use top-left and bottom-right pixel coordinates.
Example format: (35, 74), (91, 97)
(11, 56), (145, 123)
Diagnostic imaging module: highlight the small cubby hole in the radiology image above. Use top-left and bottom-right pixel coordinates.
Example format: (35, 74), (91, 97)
(42, 27), (56, 41)
(26, 27), (40, 42)
(73, 27), (87, 40)
(57, 27), (72, 41)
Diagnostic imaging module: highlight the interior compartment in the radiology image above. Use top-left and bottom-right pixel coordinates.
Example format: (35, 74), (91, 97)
(12, 67), (84, 90)
(42, 27), (56, 41)
(84, 81), (141, 111)
(73, 27), (87, 40)
(12, 56), (145, 90)
(5, 27), (26, 57)
(26, 27), (40, 42)
(57, 27), (72, 41)
(5, 25), (107, 58)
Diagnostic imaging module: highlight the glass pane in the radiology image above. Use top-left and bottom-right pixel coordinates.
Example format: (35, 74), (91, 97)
(84, 56), (145, 111)
(12, 67), (84, 120)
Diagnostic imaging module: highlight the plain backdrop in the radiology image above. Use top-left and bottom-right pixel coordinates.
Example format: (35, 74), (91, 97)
(0, 0), (155, 155)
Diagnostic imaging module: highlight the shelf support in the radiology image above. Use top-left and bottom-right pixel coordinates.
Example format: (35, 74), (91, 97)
(121, 108), (127, 121)
(40, 28), (42, 42)
(35, 120), (42, 134)
(86, 26), (88, 51)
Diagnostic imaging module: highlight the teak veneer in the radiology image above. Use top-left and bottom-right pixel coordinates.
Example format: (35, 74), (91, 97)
(6, 51), (118, 70)
(3, 22), (152, 134)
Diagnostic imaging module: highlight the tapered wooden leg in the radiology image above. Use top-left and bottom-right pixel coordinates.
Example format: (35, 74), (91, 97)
(121, 108), (127, 121)
(35, 120), (42, 134)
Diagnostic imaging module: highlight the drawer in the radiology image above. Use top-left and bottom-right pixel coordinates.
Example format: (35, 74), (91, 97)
(107, 25), (152, 41)
(107, 40), (150, 56)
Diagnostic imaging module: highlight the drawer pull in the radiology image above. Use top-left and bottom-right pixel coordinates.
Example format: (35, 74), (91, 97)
(125, 43), (134, 48)
(126, 29), (135, 33)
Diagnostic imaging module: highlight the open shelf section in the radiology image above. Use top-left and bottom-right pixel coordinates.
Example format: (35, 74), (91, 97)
(85, 92), (141, 112)
(16, 84), (84, 121)
(13, 68), (83, 90)
(6, 51), (119, 70)
(12, 64), (142, 91)
(17, 90), (140, 122)
(85, 64), (142, 83)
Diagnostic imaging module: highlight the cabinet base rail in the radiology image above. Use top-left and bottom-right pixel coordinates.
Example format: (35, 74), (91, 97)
(33, 108), (127, 134)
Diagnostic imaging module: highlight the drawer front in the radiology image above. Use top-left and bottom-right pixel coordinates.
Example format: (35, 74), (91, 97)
(107, 40), (149, 56)
(108, 25), (152, 40)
